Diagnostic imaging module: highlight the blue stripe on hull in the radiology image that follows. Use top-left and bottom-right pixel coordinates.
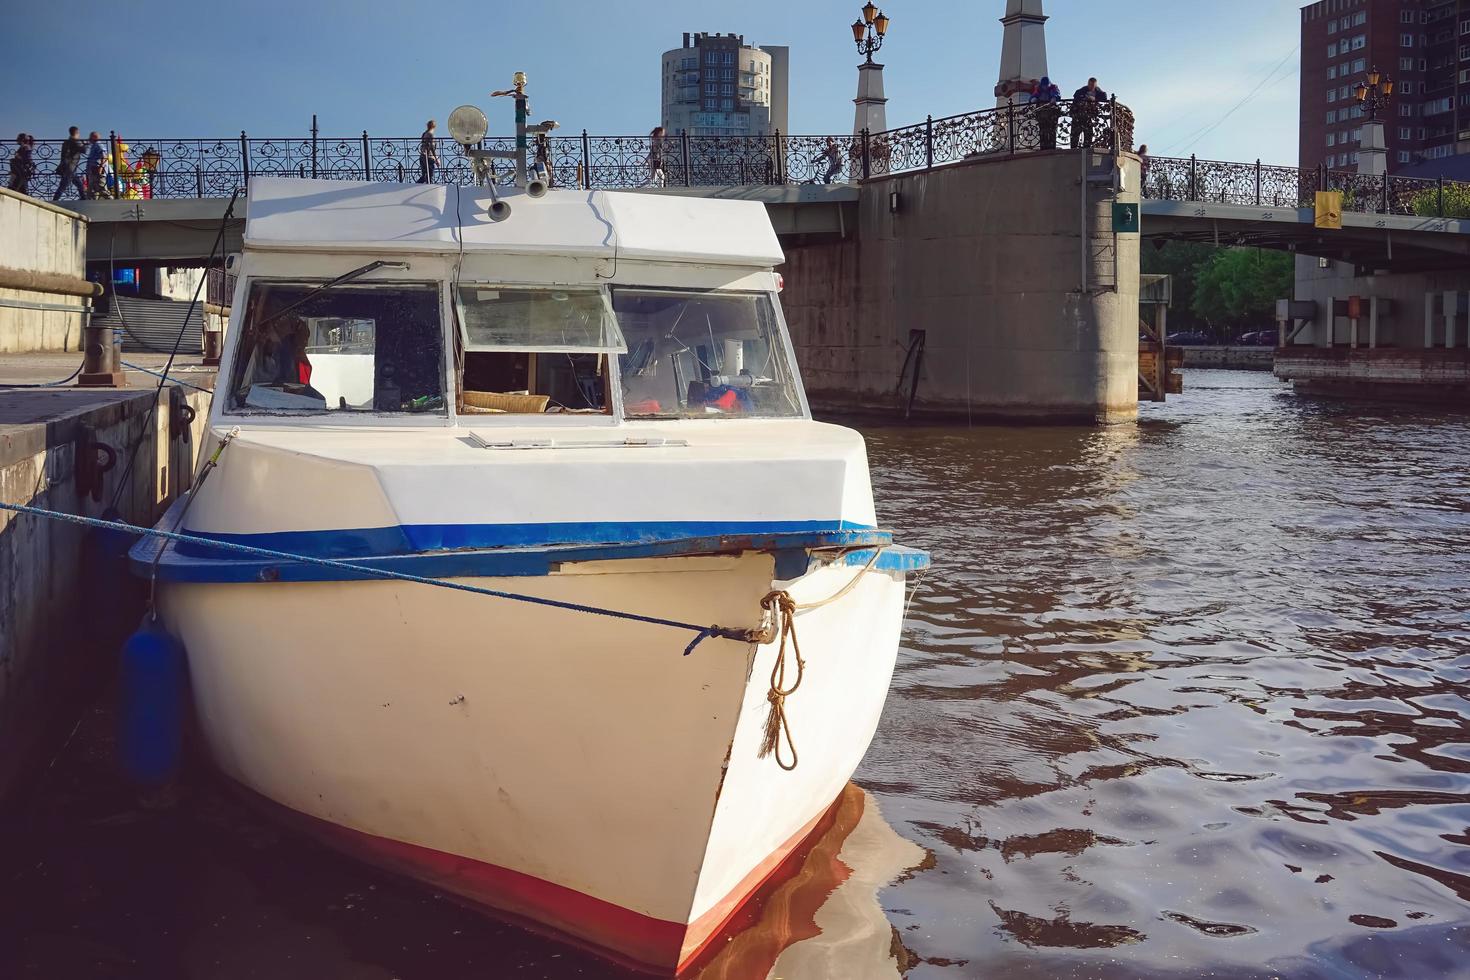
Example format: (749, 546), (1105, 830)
(174, 519), (879, 560)
(129, 499), (929, 584)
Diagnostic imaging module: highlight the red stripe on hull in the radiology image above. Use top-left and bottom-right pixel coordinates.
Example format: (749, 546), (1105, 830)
(231, 780), (842, 975)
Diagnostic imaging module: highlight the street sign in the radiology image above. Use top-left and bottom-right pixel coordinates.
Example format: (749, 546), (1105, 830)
(1112, 202), (1140, 234)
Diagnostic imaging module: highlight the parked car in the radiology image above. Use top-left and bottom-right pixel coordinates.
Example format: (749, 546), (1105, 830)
(1237, 330), (1277, 346)
(1166, 331), (1211, 346)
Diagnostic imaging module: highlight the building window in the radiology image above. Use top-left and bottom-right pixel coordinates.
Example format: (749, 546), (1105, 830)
(1328, 65), (1337, 79)
(720, 98), (733, 110)
(721, 83), (733, 94)
(1351, 152), (1359, 163)
(1419, 58), (1427, 71)
(1351, 35), (1367, 51)
(1327, 87), (1338, 102)
(1327, 133), (1337, 147)
(1402, 32), (1415, 46)
(1405, 10), (1420, 25)
(1462, 45), (1470, 61)
(1353, 58), (1366, 72)
(1401, 103), (1414, 117)
(703, 98), (716, 109)
(1354, 11), (1365, 26)
(1327, 110), (1337, 124)
(1401, 56), (1414, 71)
(1328, 42), (1339, 57)
(1329, 18), (1339, 33)
(1400, 127), (1412, 139)
(1397, 151), (1410, 163)
(723, 51), (733, 64)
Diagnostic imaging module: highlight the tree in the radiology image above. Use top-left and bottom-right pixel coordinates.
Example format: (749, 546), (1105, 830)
(1189, 247), (1293, 334)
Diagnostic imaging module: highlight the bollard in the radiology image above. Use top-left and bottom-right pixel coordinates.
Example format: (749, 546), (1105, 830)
(79, 315), (126, 387)
(202, 327), (223, 366)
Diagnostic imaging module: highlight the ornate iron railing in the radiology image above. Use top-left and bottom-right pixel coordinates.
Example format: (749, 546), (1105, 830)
(1144, 154), (1459, 217)
(2, 101), (1137, 203)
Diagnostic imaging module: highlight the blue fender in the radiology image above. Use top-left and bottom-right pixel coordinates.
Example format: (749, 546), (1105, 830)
(118, 617), (188, 786)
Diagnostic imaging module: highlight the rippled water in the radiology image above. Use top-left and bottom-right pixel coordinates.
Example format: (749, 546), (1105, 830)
(4, 370), (1468, 979)
(857, 369), (1470, 978)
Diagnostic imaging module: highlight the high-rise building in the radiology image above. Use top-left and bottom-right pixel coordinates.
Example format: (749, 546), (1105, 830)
(1300, 0), (1470, 176)
(661, 33), (790, 137)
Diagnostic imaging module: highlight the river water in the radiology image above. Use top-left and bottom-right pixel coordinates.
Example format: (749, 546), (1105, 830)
(3, 370), (1468, 978)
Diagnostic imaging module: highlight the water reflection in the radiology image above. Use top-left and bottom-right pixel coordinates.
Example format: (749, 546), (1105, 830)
(859, 370), (1470, 977)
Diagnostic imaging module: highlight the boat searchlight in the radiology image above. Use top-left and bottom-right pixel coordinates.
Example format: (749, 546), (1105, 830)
(448, 103), (510, 221)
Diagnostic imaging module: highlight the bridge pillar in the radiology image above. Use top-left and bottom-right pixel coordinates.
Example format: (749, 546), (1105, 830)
(1358, 121), (1387, 177)
(995, 0), (1049, 108)
(853, 61), (888, 136)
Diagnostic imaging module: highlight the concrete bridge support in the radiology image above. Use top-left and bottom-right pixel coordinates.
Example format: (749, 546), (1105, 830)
(780, 150), (1141, 424)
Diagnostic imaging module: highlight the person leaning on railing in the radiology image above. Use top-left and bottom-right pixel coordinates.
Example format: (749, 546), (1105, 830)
(1070, 78), (1108, 149)
(1030, 77), (1063, 151)
(7, 133), (36, 196)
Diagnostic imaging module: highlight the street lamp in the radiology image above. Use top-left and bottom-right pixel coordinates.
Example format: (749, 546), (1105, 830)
(852, 3), (889, 64)
(1354, 66), (1393, 121)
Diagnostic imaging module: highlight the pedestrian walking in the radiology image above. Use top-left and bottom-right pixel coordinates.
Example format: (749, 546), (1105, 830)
(1070, 77), (1109, 149)
(418, 120), (439, 184)
(53, 126), (87, 200)
(648, 126), (666, 187)
(84, 132), (109, 199)
(8, 134), (36, 195)
(1031, 76), (1063, 151)
(1137, 143), (1150, 196)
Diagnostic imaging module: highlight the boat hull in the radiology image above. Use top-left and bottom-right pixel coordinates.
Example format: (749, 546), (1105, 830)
(159, 551), (906, 971)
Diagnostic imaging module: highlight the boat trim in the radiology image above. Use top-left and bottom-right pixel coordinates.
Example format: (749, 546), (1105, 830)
(128, 497), (930, 584)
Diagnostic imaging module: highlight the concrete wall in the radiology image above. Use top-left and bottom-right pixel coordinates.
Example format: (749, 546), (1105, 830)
(1181, 346), (1274, 370)
(780, 151), (1141, 424)
(1291, 256), (1470, 349)
(0, 187), (88, 353)
(0, 388), (209, 804)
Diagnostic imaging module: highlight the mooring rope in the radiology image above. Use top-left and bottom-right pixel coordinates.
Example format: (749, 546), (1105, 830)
(120, 361), (214, 394)
(756, 548), (884, 771)
(0, 499), (824, 656)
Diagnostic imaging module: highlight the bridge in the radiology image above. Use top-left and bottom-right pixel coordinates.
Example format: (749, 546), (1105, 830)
(13, 101), (1467, 273)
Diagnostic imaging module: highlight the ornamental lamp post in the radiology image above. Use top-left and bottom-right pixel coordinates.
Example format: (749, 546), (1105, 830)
(851, 4), (891, 137)
(853, 3), (889, 64)
(1354, 66), (1393, 121)
(1353, 66), (1393, 177)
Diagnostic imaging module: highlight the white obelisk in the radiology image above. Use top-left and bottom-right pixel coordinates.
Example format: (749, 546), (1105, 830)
(995, 0), (1049, 107)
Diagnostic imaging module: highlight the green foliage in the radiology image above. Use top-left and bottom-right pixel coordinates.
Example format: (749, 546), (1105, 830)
(1141, 242), (1293, 337)
(1410, 182), (1470, 219)
(1189, 248), (1293, 330)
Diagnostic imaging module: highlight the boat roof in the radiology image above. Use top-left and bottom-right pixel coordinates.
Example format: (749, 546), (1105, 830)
(243, 176), (784, 268)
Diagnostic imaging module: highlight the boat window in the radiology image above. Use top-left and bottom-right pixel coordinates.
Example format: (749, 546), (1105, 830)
(227, 281), (445, 415)
(454, 286), (621, 416)
(611, 288), (803, 419)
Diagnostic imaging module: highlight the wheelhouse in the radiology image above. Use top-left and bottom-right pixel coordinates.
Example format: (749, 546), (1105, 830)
(216, 178), (807, 427)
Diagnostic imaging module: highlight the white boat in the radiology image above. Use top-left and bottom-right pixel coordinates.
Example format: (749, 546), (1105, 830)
(131, 174), (928, 973)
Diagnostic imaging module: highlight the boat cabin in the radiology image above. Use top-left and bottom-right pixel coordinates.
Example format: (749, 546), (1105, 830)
(221, 178), (806, 427)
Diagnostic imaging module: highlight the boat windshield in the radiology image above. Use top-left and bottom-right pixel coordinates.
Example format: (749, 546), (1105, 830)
(454, 286), (623, 415)
(227, 281), (445, 415)
(612, 288), (803, 419)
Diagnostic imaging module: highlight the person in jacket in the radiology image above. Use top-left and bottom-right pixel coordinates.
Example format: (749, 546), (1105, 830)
(1030, 77), (1063, 150)
(1070, 77), (1109, 149)
(85, 132), (109, 199)
(53, 127), (86, 200)
(8, 135), (36, 195)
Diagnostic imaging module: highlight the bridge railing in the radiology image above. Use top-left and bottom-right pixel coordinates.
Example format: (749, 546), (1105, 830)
(2, 101), (1135, 201)
(1145, 155), (1461, 218)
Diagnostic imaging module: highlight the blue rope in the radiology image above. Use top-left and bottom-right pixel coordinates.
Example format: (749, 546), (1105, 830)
(0, 500), (759, 656)
(121, 361), (214, 394)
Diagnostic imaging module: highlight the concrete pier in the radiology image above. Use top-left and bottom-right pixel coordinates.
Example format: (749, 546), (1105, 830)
(0, 376), (210, 803)
(780, 150), (1141, 424)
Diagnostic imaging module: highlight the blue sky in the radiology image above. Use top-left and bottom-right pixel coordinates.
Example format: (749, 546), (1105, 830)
(2, 0), (1302, 164)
